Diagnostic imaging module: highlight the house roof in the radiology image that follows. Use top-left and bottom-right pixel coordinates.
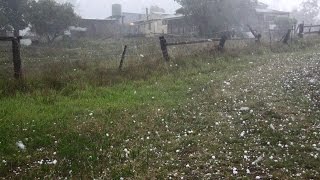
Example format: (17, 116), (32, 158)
(255, 8), (289, 15)
(82, 18), (117, 22)
(131, 19), (162, 25)
(162, 14), (184, 20)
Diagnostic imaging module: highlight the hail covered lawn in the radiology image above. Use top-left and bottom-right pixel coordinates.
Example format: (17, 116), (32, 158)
(0, 50), (320, 179)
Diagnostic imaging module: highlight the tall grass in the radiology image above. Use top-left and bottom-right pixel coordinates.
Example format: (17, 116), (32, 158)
(1, 36), (320, 98)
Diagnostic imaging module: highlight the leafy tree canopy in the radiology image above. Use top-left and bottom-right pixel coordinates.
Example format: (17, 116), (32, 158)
(174, 0), (259, 36)
(150, 5), (166, 13)
(28, 0), (79, 43)
(292, 0), (320, 24)
(0, 0), (29, 32)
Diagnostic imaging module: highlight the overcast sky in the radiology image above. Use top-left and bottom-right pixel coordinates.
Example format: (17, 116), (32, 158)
(63, 0), (303, 19)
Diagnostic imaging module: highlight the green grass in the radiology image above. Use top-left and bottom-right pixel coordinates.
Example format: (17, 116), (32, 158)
(0, 38), (320, 179)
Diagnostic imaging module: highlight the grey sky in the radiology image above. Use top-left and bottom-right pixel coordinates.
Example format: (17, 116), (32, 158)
(63, 0), (303, 19)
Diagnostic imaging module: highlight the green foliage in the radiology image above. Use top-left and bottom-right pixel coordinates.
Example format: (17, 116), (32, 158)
(28, 0), (79, 43)
(0, 39), (320, 178)
(150, 5), (165, 13)
(0, 0), (29, 32)
(174, 0), (258, 36)
(291, 0), (320, 24)
(274, 17), (297, 30)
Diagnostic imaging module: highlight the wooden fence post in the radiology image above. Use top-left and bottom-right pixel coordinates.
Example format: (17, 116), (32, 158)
(247, 25), (261, 43)
(269, 29), (272, 49)
(218, 35), (227, 51)
(119, 45), (127, 71)
(159, 36), (169, 62)
(298, 23), (304, 38)
(283, 29), (292, 44)
(12, 37), (22, 79)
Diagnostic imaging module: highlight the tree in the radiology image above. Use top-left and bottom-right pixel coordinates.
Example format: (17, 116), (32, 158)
(174, 0), (258, 36)
(150, 5), (166, 13)
(292, 0), (320, 24)
(28, 0), (79, 43)
(0, 0), (29, 35)
(274, 17), (297, 30)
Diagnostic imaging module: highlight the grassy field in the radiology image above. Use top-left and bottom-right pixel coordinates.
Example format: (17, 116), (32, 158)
(0, 37), (319, 179)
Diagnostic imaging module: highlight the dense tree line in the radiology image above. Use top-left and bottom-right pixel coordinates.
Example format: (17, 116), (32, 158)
(0, 0), (78, 43)
(174, 0), (259, 36)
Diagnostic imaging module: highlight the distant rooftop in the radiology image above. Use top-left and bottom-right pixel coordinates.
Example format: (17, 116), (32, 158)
(255, 8), (289, 15)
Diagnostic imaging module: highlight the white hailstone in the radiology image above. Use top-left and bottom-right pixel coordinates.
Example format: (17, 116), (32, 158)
(270, 124), (276, 130)
(16, 141), (26, 151)
(124, 148), (130, 158)
(52, 160), (58, 165)
(139, 54), (144, 58)
(224, 81), (231, 86)
(252, 155), (263, 165)
(176, 149), (180, 153)
(246, 169), (251, 174)
(37, 159), (44, 165)
(53, 152), (57, 155)
(2, 160), (7, 163)
(256, 176), (261, 179)
(232, 167), (238, 175)
(212, 155), (216, 159)
(309, 79), (316, 84)
(269, 156), (274, 160)
(89, 112), (93, 116)
(240, 131), (245, 137)
(106, 133), (109, 137)
(267, 142), (271, 145)
(186, 164), (190, 168)
(120, 177), (124, 180)
(240, 107), (250, 111)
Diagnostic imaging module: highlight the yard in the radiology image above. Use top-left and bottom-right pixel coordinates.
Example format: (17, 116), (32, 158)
(0, 38), (319, 179)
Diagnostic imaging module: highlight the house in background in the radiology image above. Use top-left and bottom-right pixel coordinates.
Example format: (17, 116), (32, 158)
(128, 19), (166, 37)
(165, 15), (198, 35)
(254, 2), (290, 31)
(78, 19), (120, 38)
(128, 14), (198, 37)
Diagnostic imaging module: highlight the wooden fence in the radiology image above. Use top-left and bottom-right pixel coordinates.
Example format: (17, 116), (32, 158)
(0, 36), (22, 79)
(2, 23), (320, 79)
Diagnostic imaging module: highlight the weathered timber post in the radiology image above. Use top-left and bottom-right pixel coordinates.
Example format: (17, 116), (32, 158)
(283, 29), (292, 44)
(268, 29), (272, 49)
(218, 34), (228, 51)
(309, 24), (312, 33)
(159, 36), (169, 62)
(12, 37), (22, 79)
(247, 25), (261, 43)
(291, 25), (294, 43)
(298, 23), (304, 38)
(119, 45), (127, 71)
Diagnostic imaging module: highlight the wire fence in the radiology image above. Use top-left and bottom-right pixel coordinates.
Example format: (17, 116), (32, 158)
(1, 27), (320, 80)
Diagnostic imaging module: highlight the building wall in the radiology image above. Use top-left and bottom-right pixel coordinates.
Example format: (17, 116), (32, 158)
(129, 20), (167, 37)
(167, 18), (198, 35)
(122, 13), (147, 24)
(79, 19), (120, 38)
